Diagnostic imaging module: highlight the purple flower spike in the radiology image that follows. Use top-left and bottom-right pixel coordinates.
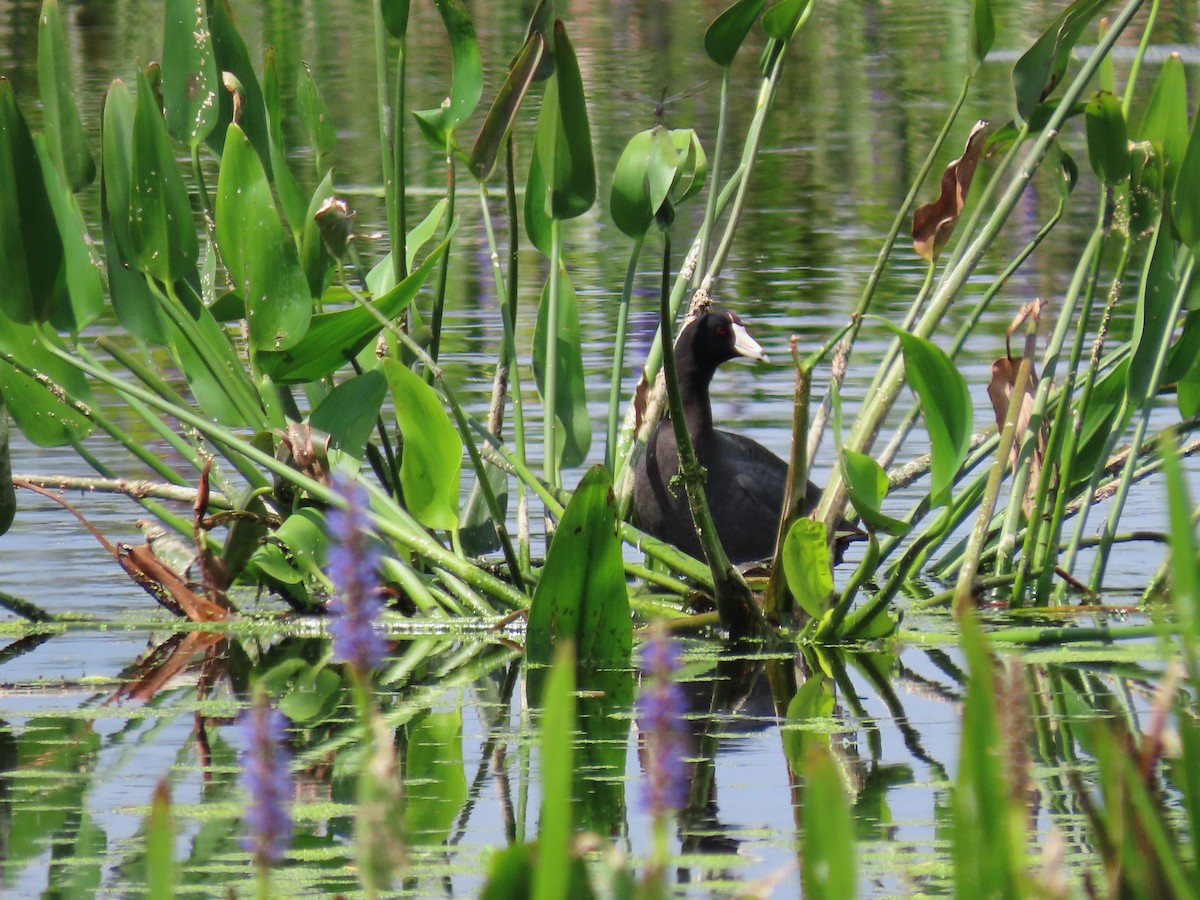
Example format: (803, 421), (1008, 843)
(636, 627), (690, 816)
(326, 472), (388, 673)
(238, 696), (294, 866)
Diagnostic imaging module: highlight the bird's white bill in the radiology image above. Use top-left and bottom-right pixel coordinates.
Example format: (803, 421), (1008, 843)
(732, 322), (768, 362)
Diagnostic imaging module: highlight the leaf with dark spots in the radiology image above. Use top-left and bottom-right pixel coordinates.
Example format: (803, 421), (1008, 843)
(912, 120), (988, 262)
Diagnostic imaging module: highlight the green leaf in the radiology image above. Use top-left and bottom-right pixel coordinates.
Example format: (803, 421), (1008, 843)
(412, 0), (482, 146)
(249, 507), (327, 584)
(1172, 100), (1200, 249)
(532, 266), (591, 468)
(381, 0), (411, 37)
(481, 845), (535, 900)
(145, 781), (175, 900)
(468, 30), (545, 182)
(460, 462), (508, 557)
(207, 0), (272, 168)
(840, 448), (909, 536)
(1011, 0), (1107, 124)
(609, 129), (657, 238)
(35, 138), (103, 333)
(404, 711), (467, 843)
(382, 359), (462, 531)
(1160, 438), (1200, 646)
(531, 642), (575, 900)
(367, 199), (449, 296)
(37, 0), (95, 190)
(527, 466), (631, 668)
(0, 329), (93, 450)
(884, 323), (973, 508)
(969, 0), (995, 69)
(646, 126), (681, 222)
(1084, 91), (1129, 186)
(1128, 222), (1176, 405)
(310, 370), (388, 461)
(1070, 358), (1128, 486)
(782, 518), (833, 619)
(532, 22), (596, 221)
(781, 673), (834, 773)
(277, 665), (343, 725)
(523, 142), (552, 255)
(261, 49), (308, 235)
(1136, 53), (1188, 192)
(128, 67), (199, 284)
(761, 0), (815, 41)
(215, 123), (312, 350)
(297, 62), (336, 169)
(0, 79), (65, 324)
(162, 0), (219, 147)
(802, 744), (856, 900)
(704, 0), (767, 67)
(300, 171), (337, 298)
(259, 236), (446, 383)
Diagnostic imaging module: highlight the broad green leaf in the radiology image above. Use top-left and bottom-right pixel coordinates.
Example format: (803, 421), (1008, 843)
(532, 266), (591, 468)
(669, 127), (708, 204)
(37, 0), (95, 190)
(310, 369), (388, 461)
(523, 142), (552, 255)
(533, 22), (596, 220)
(705, 0), (767, 67)
(404, 711), (467, 843)
(261, 49), (307, 235)
(762, 0), (815, 41)
(609, 129), (657, 238)
(646, 126), (681, 222)
(468, 30), (545, 182)
(480, 845), (535, 900)
(259, 235), (447, 383)
(0, 392), (14, 536)
(35, 138), (103, 333)
(278, 665), (342, 724)
(300, 171), (337, 298)
(297, 62), (336, 169)
(1137, 53), (1188, 192)
(1084, 91), (1129, 186)
(412, 0), (483, 146)
(527, 466), (631, 668)
(162, 0), (219, 147)
(969, 0), (995, 70)
(0, 80), (65, 325)
(1128, 223), (1176, 405)
(840, 448), (909, 536)
(802, 745), (856, 900)
(145, 782), (175, 900)
(1011, 0), (1107, 124)
(1172, 101), (1200, 248)
(531, 643), (575, 900)
(215, 123), (312, 350)
(382, 358), (462, 531)
(1130, 139), (1165, 237)
(249, 507), (327, 584)
(782, 518), (833, 619)
(128, 68), (199, 284)
(885, 324), (972, 507)
(460, 462), (509, 556)
(207, 0), (271, 169)
(381, 0), (411, 37)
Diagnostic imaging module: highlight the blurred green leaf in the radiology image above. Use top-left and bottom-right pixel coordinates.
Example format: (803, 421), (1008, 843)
(382, 358), (463, 532)
(969, 0), (995, 70)
(840, 448), (909, 536)
(413, 0), (482, 146)
(1160, 438), (1200, 647)
(704, 0), (767, 67)
(468, 31), (544, 182)
(480, 844), (535, 900)
(533, 265), (591, 468)
(37, 0), (95, 190)
(527, 466), (631, 668)
(1172, 101), (1200, 248)
(533, 22), (596, 220)
(782, 517), (833, 620)
(279, 664), (343, 725)
(404, 711), (467, 843)
(215, 123), (312, 350)
(261, 49), (307, 235)
(1084, 91), (1129, 186)
(531, 642), (575, 900)
(162, 0), (219, 147)
(802, 744), (856, 900)
(1136, 53), (1188, 192)
(0, 79), (65, 325)
(381, 0), (411, 37)
(762, 0), (815, 41)
(1011, 0), (1107, 124)
(129, 68), (199, 284)
(1128, 223), (1176, 405)
(259, 236), (446, 383)
(781, 673), (834, 773)
(297, 62), (336, 169)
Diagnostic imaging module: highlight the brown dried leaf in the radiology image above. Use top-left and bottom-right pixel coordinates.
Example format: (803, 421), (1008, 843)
(912, 120), (989, 262)
(988, 304), (1046, 517)
(117, 542), (230, 621)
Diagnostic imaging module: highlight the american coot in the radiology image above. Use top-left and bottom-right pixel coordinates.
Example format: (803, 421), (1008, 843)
(631, 308), (824, 565)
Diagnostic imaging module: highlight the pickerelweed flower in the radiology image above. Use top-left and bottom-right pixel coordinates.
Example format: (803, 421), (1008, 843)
(326, 472), (387, 672)
(636, 627), (690, 816)
(238, 694), (294, 867)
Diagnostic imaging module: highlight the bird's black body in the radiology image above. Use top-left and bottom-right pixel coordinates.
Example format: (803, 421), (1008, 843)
(631, 308), (824, 564)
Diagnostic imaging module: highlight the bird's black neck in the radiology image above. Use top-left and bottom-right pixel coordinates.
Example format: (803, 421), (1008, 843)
(672, 343), (717, 436)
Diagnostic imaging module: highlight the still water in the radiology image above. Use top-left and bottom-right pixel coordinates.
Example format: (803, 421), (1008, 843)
(0, 0), (1196, 895)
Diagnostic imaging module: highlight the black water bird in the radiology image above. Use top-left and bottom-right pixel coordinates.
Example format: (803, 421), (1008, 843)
(631, 308), (826, 565)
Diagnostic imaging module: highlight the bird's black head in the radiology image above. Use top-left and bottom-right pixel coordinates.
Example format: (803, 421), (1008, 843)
(685, 308), (768, 367)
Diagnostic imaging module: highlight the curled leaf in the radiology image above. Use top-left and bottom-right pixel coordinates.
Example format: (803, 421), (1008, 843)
(912, 120), (988, 262)
(987, 300), (1045, 517)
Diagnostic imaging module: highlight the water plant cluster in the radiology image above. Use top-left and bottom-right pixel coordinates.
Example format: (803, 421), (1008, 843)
(1, 0), (1199, 894)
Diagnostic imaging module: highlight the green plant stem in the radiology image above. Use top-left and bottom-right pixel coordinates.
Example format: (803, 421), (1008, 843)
(543, 219), (563, 492)
(394, 38), (408, 281)
(606, 234), (645, 472)
(656, 229), (765, 638)
(371, 0), (402, 286)
(428, 133), (457, 368)
(1121, 0), (1161, 117)
(506, 136), (530, 572)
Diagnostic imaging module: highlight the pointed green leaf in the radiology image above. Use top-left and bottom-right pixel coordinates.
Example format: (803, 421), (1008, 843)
(646, 126), (681, 222)
(413, 0), (482, 146)
(609, 129), (656, 238)
(527, 466), (631, 668)
(162, 0), (219, 147)
(0, 79), (65, 324)
(523, 145), (553, 255)
(782, 517), (833, 620)
(146, 781), (175, 900)
(969, 0), (995, 70)
(468, 30), (545, 182)
(207, 0), (271, 168)
(705, 0), (767, 67)
(215, 123), (312, 350)
(841, 448), (909, 536)
(300, 171), (337, 298)
(261, 49), (307, 234)
(531, 643), (576, 900)
(1011, 0), (1107, 124)
(1172, 101), (1200, 249)
(37, 0), (95, 190)
(1128, 223), (1177, 404)
(533, 22), (596, 220)
(381, 0), (411, 37)
(309, 369), (388, 461)
(1137, 53), (1188, 192)
(297, 62), (336, 168)
(261, 237), (447, 383)
(382, 359), (462, 531)
(35, 138), (103, 333)
(533, 266), (591, 468)
(762, 0), (815, 41)
(668, 127), (707, 204)
(1084, 91), (1129, 186)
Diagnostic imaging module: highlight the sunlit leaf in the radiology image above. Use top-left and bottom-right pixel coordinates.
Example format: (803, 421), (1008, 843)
(762, 0), (815, 41)
(523, 143), (552, 255)
(162, 0), (219, 147)
(705, 0), (767, 67)
(1084, 91), (1129, 186)
(1011, 0), (1107, 123)
(1136, 53), (1188, 192)
(382, 358), (462, 532)
(412, 0), (483, 146)
(309, 370), (387, 461)
(37, 0), (95, 190)
(912, 120), (988, 262)
(782, 517), (833, 620)
(527, 466), (631, 668)
(841, 448), (909, 536)
(532, 265), (591, 468)
(532, 22), (596, 221)
(609, 129), (657, 238)
(468, 31), (544, 182)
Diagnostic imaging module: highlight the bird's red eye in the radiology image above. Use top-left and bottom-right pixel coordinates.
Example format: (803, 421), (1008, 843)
(715, 325), (729, 336)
